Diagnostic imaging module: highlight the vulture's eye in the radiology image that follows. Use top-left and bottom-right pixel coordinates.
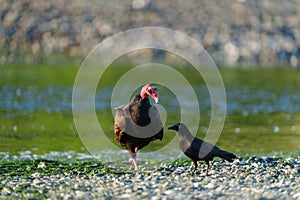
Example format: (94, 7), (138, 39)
(148, 89), (153, 94)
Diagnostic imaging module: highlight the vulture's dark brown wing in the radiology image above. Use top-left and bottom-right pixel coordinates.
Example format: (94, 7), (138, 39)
(148, 105), (163, 130)
(147, 105), (164, 140)
(114, 104), (163, 140)
(114, 105), (128, 145)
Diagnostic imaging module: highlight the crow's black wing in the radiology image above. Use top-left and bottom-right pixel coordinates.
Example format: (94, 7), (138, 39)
(188, 138), (221, 160)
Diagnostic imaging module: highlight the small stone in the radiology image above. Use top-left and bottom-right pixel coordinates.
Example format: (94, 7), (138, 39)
(273, 126), (280, 133)
(1, 187), (12, 195)
(251, 163), (259, 168)
(125, 188), (132, 193)
(177, 167), (185, 171)
(264, 157), (274, 163)
(206, 182), (215, 189)
(132, 0), (147, 9)
(32, 172), (41, 178)
(247, 156), (257, 163)
(164, 190), (173, 195)
(38, 162), (46, 168)
(237, 161), (247, 166)
(293, 193), (300, 199)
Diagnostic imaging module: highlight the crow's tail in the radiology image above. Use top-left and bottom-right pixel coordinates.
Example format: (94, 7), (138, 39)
(218, 150), (236, 162)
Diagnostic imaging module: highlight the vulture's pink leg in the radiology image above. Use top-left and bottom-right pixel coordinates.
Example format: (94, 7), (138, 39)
(132, 147), (139, 170)
(129, 147), (139, 170)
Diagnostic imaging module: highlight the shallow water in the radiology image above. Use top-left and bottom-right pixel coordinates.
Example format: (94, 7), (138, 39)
(0, 66), (300, 158)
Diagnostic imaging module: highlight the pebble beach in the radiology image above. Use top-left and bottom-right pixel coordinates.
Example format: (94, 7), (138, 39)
(1, 0), (300, 199)
(1, 152), (299, 199)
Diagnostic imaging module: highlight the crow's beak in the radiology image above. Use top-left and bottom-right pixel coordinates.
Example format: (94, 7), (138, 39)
(167, 125), (178, 131)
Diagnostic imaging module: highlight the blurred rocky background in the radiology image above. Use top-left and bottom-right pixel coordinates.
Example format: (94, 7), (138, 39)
(0, 0), (299, 67)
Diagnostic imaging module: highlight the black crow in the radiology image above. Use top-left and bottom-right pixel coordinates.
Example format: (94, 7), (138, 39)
(168, 123), (236, 175)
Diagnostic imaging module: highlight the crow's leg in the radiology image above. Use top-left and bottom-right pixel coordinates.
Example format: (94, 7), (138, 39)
(205, 160), (210, 176)
(192, 160), (198, 175)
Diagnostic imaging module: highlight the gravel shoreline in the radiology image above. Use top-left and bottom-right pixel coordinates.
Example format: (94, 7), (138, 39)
(1, 154), (300, 199)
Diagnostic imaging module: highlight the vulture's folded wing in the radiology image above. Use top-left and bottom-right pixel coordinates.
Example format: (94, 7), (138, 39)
(149, 105), (163, 129)
(115, 104), (163, 139)
(114, 105), (128, 131)
(114, 105), (129, 144)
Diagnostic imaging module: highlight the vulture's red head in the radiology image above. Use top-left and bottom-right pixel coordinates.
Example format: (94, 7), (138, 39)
(140, 83), (159, 103)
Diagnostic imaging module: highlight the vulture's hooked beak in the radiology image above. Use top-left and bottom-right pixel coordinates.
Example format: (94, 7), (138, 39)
(154, 97), (159, 104)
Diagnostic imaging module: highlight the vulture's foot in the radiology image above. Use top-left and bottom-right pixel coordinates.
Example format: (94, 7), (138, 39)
(128, 157), (138, 170)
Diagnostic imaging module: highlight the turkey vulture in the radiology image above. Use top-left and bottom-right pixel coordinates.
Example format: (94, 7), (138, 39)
(168, 123), (236, 175)
(114, 84), (164, 170)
